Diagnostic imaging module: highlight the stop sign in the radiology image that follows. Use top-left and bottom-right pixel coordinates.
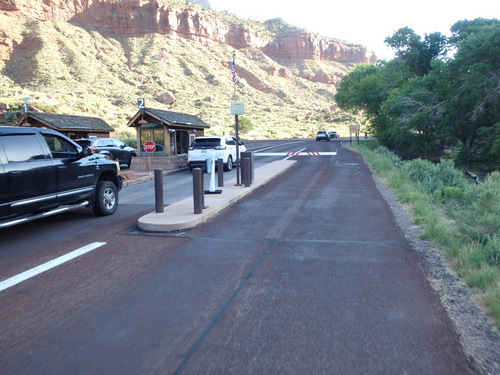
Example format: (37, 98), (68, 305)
(144, 141), (156, 153)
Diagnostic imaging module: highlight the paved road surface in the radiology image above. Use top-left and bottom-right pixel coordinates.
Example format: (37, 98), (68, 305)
(0, 140), (475, 374)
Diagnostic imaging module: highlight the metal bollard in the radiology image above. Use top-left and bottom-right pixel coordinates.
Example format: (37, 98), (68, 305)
(243, 158), (251, 187)
(193, 168), (203, 214)
(217, 158), (224, 187)
(154, 169), (164, 213)
(240, 151), (254, 185)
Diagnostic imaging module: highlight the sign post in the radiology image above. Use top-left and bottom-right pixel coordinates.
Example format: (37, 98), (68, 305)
(231, 102), (244, 186)
(349, 124), (361, 145)
(231, 52), (244, 186)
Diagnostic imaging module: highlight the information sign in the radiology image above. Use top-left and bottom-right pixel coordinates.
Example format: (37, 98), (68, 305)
(349, 124), (360, 133)
(231, 102), (244, 115)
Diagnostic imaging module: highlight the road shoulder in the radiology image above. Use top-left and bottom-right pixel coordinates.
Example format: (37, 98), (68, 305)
(347, 145), (500, 374)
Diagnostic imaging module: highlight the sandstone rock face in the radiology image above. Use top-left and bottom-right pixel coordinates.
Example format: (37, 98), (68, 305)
(0, 0), (376, 64)
(0, 0), (20, 11)
(263, 31), (376, 63)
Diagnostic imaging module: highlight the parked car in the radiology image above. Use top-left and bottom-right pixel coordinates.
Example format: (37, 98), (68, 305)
(0, 127), (123, 228)
(75, 137), (137, 168)
(328, 131), (339, 139)
(316, 131), (330, 141)
(188, 136), (247, 171)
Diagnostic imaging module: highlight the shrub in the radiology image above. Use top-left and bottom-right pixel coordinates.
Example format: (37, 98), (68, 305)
(363, 146), (402, 174)
(437, 160), (467, 190)
(433, 189), (443, 200)
(405, 158), (467, 194)
(484, 234), (500, 267)
(374, 146), (402, 166)
(467, 172), (500, 236)
(405, 159), (440, 193)
(205, 74), (219, 85)
(238, 116), (255, 135)
(465, 266), (499, 292)
(444, 186), (464, 201)
(1, 110), (17, 123)
(121, 137), (137, 149)
(363, 139), (381, 151)
(487, 289), (500, 319)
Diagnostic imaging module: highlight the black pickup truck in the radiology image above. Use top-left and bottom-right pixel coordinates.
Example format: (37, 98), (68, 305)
(0, 126), (123, 228)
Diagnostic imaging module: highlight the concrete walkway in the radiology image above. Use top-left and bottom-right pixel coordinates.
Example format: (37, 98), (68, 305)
(138, 160), (297, 232)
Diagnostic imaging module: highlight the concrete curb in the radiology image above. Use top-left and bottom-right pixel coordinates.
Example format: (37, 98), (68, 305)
(137, 159), (297, 232)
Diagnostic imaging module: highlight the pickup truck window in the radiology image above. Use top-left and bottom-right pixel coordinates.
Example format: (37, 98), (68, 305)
(1, 134), (47, 162)
(43, 134), (78, 158)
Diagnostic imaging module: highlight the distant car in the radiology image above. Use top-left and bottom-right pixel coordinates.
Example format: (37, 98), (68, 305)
(188, 136), (247, 171)
(75, 137), (137, 168)
(328, 131), (339, 139)
(316, 131), (330, 142)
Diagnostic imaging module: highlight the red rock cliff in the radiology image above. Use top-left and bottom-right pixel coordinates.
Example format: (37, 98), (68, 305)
(0, 0), (376, 63)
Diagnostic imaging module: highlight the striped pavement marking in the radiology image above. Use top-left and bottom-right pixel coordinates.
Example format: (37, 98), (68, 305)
(254, 152), (337, 156)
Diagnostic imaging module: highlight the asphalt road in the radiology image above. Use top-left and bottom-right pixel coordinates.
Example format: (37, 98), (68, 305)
(0, 139), (475, 374)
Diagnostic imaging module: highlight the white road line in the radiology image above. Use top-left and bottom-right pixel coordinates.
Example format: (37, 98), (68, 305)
(252, 141), (308, 153)
(331, 146), (339, 162)
(0, 242), (106, 292)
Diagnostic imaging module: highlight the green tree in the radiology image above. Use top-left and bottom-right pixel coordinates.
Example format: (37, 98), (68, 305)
(444, 20), (500, 163)
(477, 122), (500, 169)
(449, 18), (499, 45)
(384, 27), (448, 76)
(336, 18), (500, 168)
(335, 60), (413, 150)
(379, 69), (451, 160)
(335, 61), (410, 118)
(334, 64), (384, 118)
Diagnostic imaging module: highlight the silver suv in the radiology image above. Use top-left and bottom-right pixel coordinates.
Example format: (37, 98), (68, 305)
(316, 131), (330, 141)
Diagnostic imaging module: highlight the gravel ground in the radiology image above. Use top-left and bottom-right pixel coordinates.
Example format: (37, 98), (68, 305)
(364, 156), (500, 374)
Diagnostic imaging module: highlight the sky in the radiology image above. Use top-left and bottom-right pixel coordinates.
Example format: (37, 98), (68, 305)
(208, 0), (498, 60)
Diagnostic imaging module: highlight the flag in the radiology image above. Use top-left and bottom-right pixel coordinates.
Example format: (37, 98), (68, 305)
(232, 54), (237, 84)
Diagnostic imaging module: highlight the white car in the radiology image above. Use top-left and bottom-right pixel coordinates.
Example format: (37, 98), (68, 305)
(188, 136), (246, 171)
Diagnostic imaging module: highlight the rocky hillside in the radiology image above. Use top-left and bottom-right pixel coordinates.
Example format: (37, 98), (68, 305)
(0, 0), (376, 138)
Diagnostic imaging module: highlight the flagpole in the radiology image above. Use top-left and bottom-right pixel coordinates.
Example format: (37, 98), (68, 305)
(232, 51), (241, 186)
(232, 52), (237, 101)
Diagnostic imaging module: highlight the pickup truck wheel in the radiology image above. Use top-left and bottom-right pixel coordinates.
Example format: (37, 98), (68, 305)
(93, 181), (118, 216)
(224, 155), (233, 171)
